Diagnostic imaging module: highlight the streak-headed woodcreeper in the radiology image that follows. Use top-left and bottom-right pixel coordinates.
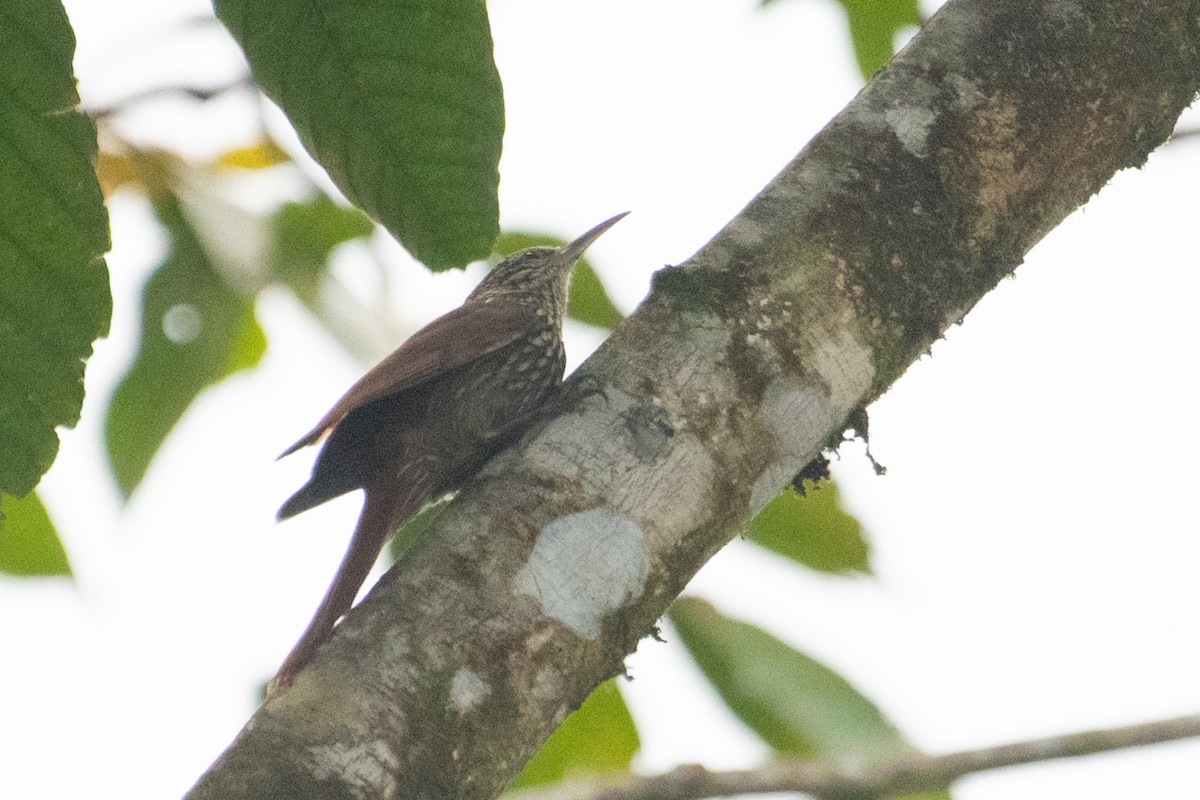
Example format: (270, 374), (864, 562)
(271, 212), (627, 690)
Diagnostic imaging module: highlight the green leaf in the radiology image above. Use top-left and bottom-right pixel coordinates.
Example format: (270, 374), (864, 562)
(670, 599), (932, 776)
(214, 0), (504, 269)
(0, 0), (111, 497)
(387, 499), (449, 563)
(749, 483), (871, 574)
(494, 232), (623, 330)
(762, 0), (920, 80)
(270, 196), (375, 299)
(844, 0), (922, 79)
(565, 260), (623, 331)
(105, 195), (266, 496)
(509, 679), (640, 790)
(0, 491), (71, 577)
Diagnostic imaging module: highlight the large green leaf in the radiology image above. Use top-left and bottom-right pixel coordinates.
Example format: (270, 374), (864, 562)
(509, 678), (640, 790)
(105, 195), (266, 496)
(0, 491), (71, 578)
(763, 0), (921, 80)
(0, 0), (111, 499)
(670, 598), (943, 798)
(270, 196), (375, 300)
(749, 483), (871, 574)
(388, 499), (449, 564)
(214, 0), (504, 270)
(494, 232), (623, 331)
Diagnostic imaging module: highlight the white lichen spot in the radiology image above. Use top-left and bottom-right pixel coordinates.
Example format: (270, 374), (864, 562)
(947, 73), (984, 112)
(309, 740), (399, 797)
(530, 663), (568, 713)
(885, 105), (937, 158)
(808, 330), (875, 413)
(1047, 0), (1086, 29)
(449, 669), (491, 714)
(748, 334), (875, 516)
(514, 508), (651, 639)
(744, 332), (769, 349)
(724, 214), (769, 249)
(749, 379), (828, 517)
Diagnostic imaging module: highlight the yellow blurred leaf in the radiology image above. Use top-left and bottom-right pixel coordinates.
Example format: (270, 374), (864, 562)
(95, 145), (183, 200)
(95, 150), (141, 196)
(214, 139), (292, 171)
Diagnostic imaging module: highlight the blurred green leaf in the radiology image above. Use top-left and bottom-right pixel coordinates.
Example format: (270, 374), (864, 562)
(0, 0), (111, 497)
(271, 196), (375, 299)
(495, 232), (623, 330)
(0, 491), (71, 578)
(670, 598), (943, 797)
(749, 483), (871, 574)
(105, 194), (266, 496)
(565, 259), (624, 331)
(509, 679), (640, 790)
(214, 0), (503, 269)
(388, 499), (450, 564)
(763, 0), (920, 79)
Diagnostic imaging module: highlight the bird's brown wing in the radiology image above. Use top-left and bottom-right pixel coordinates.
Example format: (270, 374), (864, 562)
(278, 301), (536, 458)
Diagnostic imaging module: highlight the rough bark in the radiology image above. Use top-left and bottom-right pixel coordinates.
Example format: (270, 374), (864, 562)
(185, 1), (1200, 798)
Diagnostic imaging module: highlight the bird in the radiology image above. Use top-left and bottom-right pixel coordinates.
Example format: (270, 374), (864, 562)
(270, 212), (628, 690)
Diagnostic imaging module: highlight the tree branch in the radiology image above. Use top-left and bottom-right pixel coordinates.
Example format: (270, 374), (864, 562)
(506, 713), (1200, 800)
(86, 79), (254, 120)
(186, 1), (1200, 798)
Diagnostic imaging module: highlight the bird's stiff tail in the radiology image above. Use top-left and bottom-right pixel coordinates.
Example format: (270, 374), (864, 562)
(268, 488), (409, 693)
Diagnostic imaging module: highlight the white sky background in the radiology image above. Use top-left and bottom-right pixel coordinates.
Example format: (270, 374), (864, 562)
(5, 0), (1200, 798)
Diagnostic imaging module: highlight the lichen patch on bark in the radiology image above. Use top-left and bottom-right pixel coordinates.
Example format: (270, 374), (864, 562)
(514, 508), (651, 638)
(449, 669), (491, 714)
(307, 739), (399, 798)
(749, 331), (874, 515)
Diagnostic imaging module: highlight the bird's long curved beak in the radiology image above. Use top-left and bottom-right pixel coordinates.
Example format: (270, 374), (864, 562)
(558, 211), (629, 264)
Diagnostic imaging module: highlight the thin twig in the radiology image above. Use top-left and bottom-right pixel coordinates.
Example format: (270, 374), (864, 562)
(87, 79), (255, 120)
(507, 713), (1200, 800)
(1167, 126), (1200, 144)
